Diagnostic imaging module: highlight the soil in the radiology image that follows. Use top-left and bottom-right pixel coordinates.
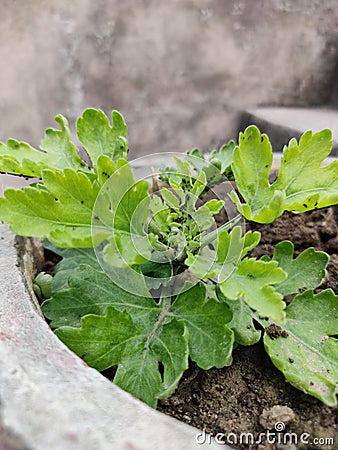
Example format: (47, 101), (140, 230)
(157, 206), (338, 450)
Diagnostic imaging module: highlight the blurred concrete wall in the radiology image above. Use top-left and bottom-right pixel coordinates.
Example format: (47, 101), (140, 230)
(0, 0), (337, 158)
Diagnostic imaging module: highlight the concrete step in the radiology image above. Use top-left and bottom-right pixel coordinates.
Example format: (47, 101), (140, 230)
(240, 107), (338, 156)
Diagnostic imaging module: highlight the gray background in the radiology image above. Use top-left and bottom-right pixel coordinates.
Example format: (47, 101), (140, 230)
(0, 0), (337, 159)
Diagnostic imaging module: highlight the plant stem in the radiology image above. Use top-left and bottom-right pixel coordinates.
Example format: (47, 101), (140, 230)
(144, 296), (172, 350)
(200, 214), (242, 248)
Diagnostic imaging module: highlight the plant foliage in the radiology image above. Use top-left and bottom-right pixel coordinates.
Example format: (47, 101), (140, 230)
(0, 109), (337, 407)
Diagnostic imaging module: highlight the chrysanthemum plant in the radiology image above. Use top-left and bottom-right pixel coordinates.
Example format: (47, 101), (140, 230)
(0, 109), (337, 407)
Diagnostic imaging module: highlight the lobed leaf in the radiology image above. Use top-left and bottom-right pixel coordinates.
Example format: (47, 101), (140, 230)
(230, 126), (338, 223)
(216, 287), (261, 346)
(76, 109), (128, 164)
(43, 242), (101, 291)
(0, 169), (101, 247)
(55, 306), (139, 371)
(224, 296), (261, 346)
(41, 264), (154, 328)
(185, 140), (235, 186)
(171, 283), (234, 369)
(0, 115), (87, 177)
(114, 318), (189, 406)
(93, 160), (153, 266)
(44, 265), (234, 406)
(264, 289), (338, 406)
(273, 130), (338, 212)
(271, 241), (329, 296)
(186, 226), (246, 281)
(220, 258), (286, 322)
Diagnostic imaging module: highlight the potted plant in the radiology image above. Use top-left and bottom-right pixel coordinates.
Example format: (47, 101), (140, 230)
(0, 109), (336, 449)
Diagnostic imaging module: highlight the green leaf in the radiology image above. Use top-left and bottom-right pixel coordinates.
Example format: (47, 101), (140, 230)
(271, 241), (329, 296)
(216, 287), (261, 346)
(191, 203), (217, 232)
(102, 232), (152, 267)
(204, 198), (224, 215)
(167, 158), (207, 201)
(230, 126), (338, 223)
(40, 115), (88, 171)
(241, 230), (261, 258)
(43, 242), (101, 291)
(186, 226), (245, 281)
(95, 160), (149, 233)
(224, 296), (261, 346)
(114, 318), (189, 406)
(45, 266), (234, 405)
(230, 126), (284, 223)
(185, 140), (236, 186)
(0, 115), (86, 177)
(0, 169), (102, 247)
(160, 188), (180, 210)
(209, 141), (236, 173)
(140, 259), (173, 290)
(113, 351), (163, 407)
(172, 283), (234, 369)
(95, 155), (118, 186)
(41, 264), (154, 328)
(76, 109), (128, 164)
(55, 306), (139, 371)
(49, 281), (189, 407)
(273, 130), (338, 212)
(94, 160), (153, 266)
(33, 272), (53, 300)
(153, 317), (190, 398)
(220, 258), (287, 322)
(264, 289), (338, 406)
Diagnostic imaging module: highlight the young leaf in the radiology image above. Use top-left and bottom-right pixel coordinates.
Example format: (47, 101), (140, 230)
(0, 115), (86, 177)
(209, 141), (236, 174)
(220, 259), (287, 322)
(271, 241), (329, 296)
(230, 126), (338, 223)
(186, 226), (245, 281)
(264, 289), (338, 407)
(230, 126), (285, 223)
(185, 140), (235, 186)
(273, 130), (338, 212)
(76, 109), (128, 164)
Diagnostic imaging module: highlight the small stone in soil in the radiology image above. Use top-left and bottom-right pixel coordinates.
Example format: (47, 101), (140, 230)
(259, 405), (296, 430)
